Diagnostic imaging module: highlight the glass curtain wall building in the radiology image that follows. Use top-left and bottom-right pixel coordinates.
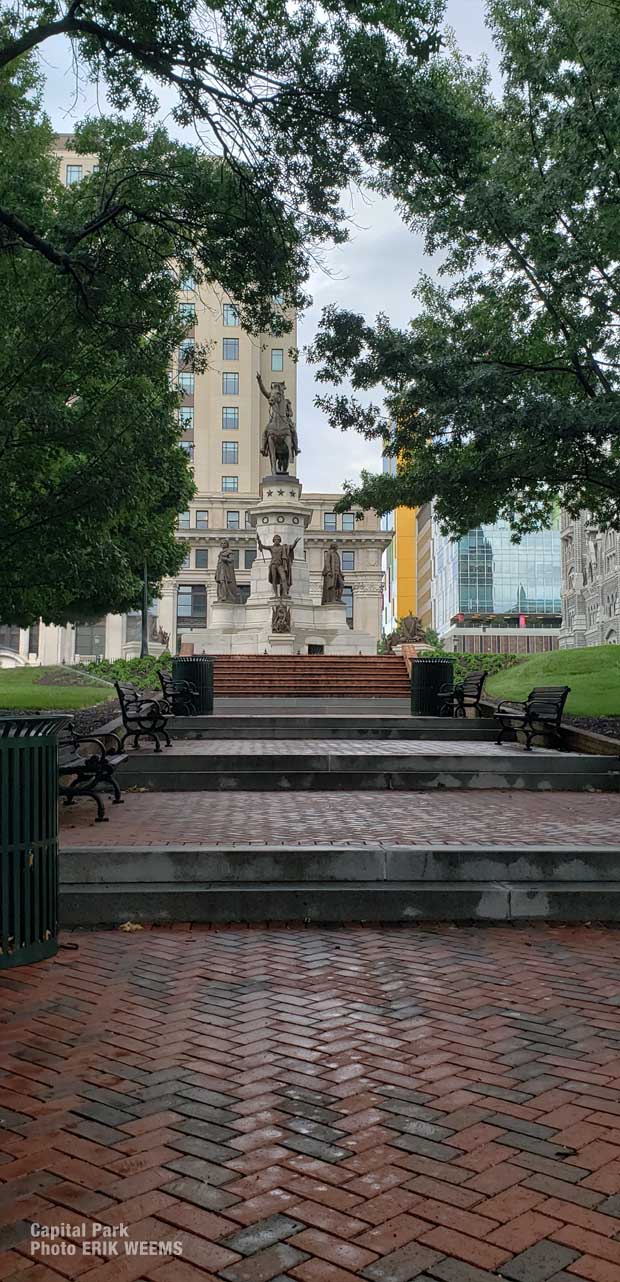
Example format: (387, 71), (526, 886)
(433, 518), (562, 653)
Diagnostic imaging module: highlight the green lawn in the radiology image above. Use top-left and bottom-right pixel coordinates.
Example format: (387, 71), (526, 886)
(0, 666), (114, 711)
(485, 644), (620, 716)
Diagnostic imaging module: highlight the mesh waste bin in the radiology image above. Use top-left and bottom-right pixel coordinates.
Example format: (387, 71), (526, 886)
(0, 715), (69, 968)
(172, 656), (214, 715)
(411, 657), (454, 716)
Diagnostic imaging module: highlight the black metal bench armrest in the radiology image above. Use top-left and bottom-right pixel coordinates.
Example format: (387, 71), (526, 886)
(438, 683), (456, 697)
(496, 700), (526, 715)
(73, 735), (107, 760)
(131, 698), (162, 715)
(58, 757), (85, 774)
(100, 731), (122, 753)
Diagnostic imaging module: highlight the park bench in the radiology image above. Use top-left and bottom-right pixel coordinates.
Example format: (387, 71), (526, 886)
(59, 725), (126, 823)
(158, 669), (198, 716)
(439, 670), (486, 718)
(495, 685), (571, 751)
(115, 682), (172, 752)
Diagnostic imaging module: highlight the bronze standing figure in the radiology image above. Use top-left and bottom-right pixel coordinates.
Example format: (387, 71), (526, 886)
(257, 532), (300, 597)
(321, 542), (345, 604)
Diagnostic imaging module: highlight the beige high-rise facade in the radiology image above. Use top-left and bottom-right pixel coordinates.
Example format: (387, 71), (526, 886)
(0, 138), (389, 667)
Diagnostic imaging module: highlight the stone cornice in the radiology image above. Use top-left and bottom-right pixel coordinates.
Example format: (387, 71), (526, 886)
(177, 529), (393, 548)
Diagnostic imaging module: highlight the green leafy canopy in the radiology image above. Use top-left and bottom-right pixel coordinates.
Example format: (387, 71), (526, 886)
(0, 0), (445, 626)
(308, 0), (620, 538)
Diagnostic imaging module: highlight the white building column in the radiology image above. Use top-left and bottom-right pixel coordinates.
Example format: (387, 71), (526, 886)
(158, 583), (176, 651)
(18, 629), (30, 662)
(105, 614), (124, 661)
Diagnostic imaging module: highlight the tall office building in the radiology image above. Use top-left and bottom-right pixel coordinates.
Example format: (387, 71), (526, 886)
(380, 452), (434, 638)
(0, 138), (389, 666)
(432, 517), (562, 653)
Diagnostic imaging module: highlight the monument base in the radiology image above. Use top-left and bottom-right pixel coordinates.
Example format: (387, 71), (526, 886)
(268, 633), (296, 656)
(181, 473), (378, 656)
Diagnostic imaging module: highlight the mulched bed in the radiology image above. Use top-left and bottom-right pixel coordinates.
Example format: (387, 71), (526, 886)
(0, 698), (120, 737)
(563, 713), (620, 742)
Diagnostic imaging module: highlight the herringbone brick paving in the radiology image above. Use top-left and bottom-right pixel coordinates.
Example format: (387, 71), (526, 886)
(60, 790), (620, 846)
(1, 927), (620, 1281)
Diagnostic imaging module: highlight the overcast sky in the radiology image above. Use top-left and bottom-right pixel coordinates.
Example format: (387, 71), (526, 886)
(41, 0), (497, 493)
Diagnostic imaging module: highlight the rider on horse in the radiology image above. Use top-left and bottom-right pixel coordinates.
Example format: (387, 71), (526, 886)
(257, 373), (299, 474)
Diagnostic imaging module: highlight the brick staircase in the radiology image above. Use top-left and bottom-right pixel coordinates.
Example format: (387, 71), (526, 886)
(212, 653), (410, 697)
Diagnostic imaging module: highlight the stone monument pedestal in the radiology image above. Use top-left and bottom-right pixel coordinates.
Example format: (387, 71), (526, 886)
(268, 633), (296, 656)
(190, 474), (377, 655)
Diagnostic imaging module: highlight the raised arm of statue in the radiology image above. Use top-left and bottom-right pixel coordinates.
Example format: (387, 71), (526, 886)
(256, 372), (269, 401)
(256, 531), (264, 551)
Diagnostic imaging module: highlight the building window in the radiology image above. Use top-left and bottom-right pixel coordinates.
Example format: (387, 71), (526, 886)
(195, 548), (208, 569)
(181, 442), (194, 462)
(181, 551), (191, 570)
(341, 551), (355, 571)
(222, 407), (239, 430)
(342, 586), (354, 629)
(179, 339), (194, 367)
(238, 584), (251, 604)
(179, 273), (195, 291)
(223, 304), (239, 326)
(28, 622), (40, 656)
(178, 510), (190, 529)
(179, 302), (196, 324)
(0, 625), (20, 652)
(196, 510), (208, 528)
(222, 441), (238, 464)
(222, 476), (238, 492)
(223, 338), (239, 360)
(178, 373), (194, 396)
(124, 613), (144, 646)
(66, 164), (83, 185)
(245, 548), (256, 569)
(342, 513), (356, 531)
(226, 510), (240, 529)
(179, 406), (194, 428)
(245, 510), (254, 528)
(74, 620), (106, 657)
(176, 584), (207, 627)
(271, 348), (284, 371)
(324, 513), (337, 532)
(223, 372), (239, 395)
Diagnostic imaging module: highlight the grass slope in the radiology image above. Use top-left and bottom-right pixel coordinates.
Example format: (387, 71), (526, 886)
(485, 644), (620, 716)
(0, 666), (113, 710)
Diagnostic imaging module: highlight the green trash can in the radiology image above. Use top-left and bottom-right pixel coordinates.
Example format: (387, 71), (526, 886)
(0, 715), (69, 969)
(411, 657), (454, 716)
(172, 656), (214, 715)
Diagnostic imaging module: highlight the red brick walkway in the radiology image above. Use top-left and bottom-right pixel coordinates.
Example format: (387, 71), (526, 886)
(60, 790), (620, 847)
(1, 926), (620, 1282)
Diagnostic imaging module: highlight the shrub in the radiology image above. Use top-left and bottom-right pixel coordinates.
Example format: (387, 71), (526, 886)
(80, 653), (173, 691)
(424, 647), (523, 685)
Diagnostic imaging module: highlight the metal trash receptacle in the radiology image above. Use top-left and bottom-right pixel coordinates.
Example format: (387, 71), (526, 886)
(0, 715), (69, 968)
(172, 656), (214, 715)
(411, 657), (454, 716)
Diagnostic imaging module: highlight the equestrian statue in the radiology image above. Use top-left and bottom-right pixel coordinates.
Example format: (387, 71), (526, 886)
(257, 372), (300, 475)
